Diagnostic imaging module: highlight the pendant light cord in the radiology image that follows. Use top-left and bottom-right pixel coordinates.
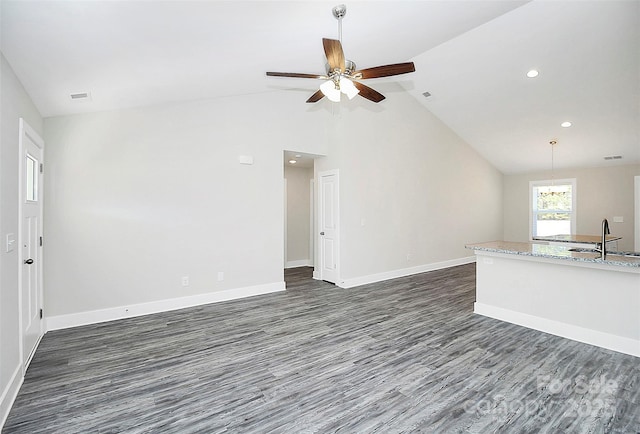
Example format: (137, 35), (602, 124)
(550, 140), (557, 186)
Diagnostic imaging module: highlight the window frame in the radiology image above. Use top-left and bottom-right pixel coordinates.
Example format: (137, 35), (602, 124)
(529, 178), (577, 240)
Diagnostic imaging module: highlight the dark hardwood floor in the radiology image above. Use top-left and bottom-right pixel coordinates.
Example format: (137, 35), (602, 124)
(3, 264), (639, 433)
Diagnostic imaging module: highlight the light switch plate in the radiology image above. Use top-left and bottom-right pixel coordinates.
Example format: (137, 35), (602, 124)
(6, 233), (15, 252)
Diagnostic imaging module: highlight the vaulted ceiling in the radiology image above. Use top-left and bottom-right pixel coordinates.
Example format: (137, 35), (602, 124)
(1, 0), (638, 174)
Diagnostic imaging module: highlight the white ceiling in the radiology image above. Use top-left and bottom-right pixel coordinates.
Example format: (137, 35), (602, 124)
(406, 0), (640, 174)
(1, 0), (638, 174)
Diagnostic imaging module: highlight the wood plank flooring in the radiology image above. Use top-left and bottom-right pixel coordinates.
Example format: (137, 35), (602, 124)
(3, 264), (639, 433)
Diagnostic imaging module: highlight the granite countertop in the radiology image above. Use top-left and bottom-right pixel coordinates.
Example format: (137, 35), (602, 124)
(466, 240), (640, 268)
(532, 234), (622, 244)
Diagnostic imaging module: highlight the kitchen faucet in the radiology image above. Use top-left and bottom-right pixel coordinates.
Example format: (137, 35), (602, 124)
(596, 218), (610, 259)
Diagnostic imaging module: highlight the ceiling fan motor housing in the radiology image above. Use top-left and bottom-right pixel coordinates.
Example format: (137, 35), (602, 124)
(326, 59), (356, 76)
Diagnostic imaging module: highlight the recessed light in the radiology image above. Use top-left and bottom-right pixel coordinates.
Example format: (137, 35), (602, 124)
(561, 121), (572, 128)
(526, 70), (539, 78)
(289, 159), (297, 164)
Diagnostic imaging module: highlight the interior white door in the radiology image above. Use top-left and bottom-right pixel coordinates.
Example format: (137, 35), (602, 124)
(319, 170), (339, 283)
(19, 118), (44, 370)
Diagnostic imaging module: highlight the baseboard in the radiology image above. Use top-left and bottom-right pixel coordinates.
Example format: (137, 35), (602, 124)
(474, 302), (640, 358)
(46, 281), (286, 331)
(338, 256), (476, 289)
(285, 259), (312, 269)
(0, 364), (23, 431)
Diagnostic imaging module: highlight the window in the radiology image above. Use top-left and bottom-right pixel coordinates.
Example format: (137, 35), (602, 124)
(530, 179), (576, 238)
(25, 153), (38, 202)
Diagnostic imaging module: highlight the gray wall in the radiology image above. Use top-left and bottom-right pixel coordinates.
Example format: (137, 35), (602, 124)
(503, 164), (640, 251)
(0, 54), (44, 424)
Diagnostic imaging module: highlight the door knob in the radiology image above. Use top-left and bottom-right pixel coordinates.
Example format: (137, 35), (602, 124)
(320, 232), (325, 235)
(24, 259), (34, 264)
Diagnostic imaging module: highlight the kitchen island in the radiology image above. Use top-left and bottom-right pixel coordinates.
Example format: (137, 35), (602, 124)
(466, 241), (640, 357)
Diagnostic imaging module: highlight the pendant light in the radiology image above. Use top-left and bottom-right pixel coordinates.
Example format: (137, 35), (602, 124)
(550, 140), (557, 186)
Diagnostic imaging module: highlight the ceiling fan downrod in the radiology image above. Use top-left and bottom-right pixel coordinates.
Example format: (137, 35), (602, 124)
(332, 4), (347, 43)
(329, 5), (355, 82)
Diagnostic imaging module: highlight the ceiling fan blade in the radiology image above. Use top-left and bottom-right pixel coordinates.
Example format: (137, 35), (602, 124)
(306, 89), (325, 103)
(266, 72), (327, 79)
(354, 62), (416, 79)
(353, 81), (385, 103)
(322, 38), (345, 72)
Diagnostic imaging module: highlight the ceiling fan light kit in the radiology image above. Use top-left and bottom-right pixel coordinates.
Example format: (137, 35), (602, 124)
(266, 4), (415, 104)
(320, 76), (359, 102)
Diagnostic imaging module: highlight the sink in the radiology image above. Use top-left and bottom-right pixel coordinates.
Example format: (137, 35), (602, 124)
(568, 248), (640, 258)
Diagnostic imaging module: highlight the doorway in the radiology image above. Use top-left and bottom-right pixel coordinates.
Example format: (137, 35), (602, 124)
(18, 118), (45, 371)
(284, 152), (315, 269)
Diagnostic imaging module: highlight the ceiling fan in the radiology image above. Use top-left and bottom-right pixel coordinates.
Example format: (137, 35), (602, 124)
(266, 4), (415, 103)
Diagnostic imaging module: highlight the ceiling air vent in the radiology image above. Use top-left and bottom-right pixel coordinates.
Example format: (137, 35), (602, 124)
(422, 91), (432, 98)
(70, 92), (91, 101)
(603, 155), (623, 160)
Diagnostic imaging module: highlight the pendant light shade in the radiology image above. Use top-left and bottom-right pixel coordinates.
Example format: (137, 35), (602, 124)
(320, 80), (341, 102)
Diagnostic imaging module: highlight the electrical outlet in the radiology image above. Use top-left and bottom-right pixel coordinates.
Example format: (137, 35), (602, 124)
(217, 272), (224, 281)
(181, 276), (189, 286)
(406, 253), (412, 261)
(613, 216), (623, 223)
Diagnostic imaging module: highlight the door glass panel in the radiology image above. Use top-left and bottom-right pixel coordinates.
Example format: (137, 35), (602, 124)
(26, 154), (38, 202)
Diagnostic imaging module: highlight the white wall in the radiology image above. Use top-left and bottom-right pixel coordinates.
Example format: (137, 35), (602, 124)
(44, 82), (504, 320)
(284, 165), (313, 267)
(504, 164), (640, 251)
(0, 53), (44, 427)
(315, 84), (504, 282)
(43, 92), (328, 319)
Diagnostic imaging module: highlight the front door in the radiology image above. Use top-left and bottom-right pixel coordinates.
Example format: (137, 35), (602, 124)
(20, 119), (44, 370)
(319, 170), (339, 283)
